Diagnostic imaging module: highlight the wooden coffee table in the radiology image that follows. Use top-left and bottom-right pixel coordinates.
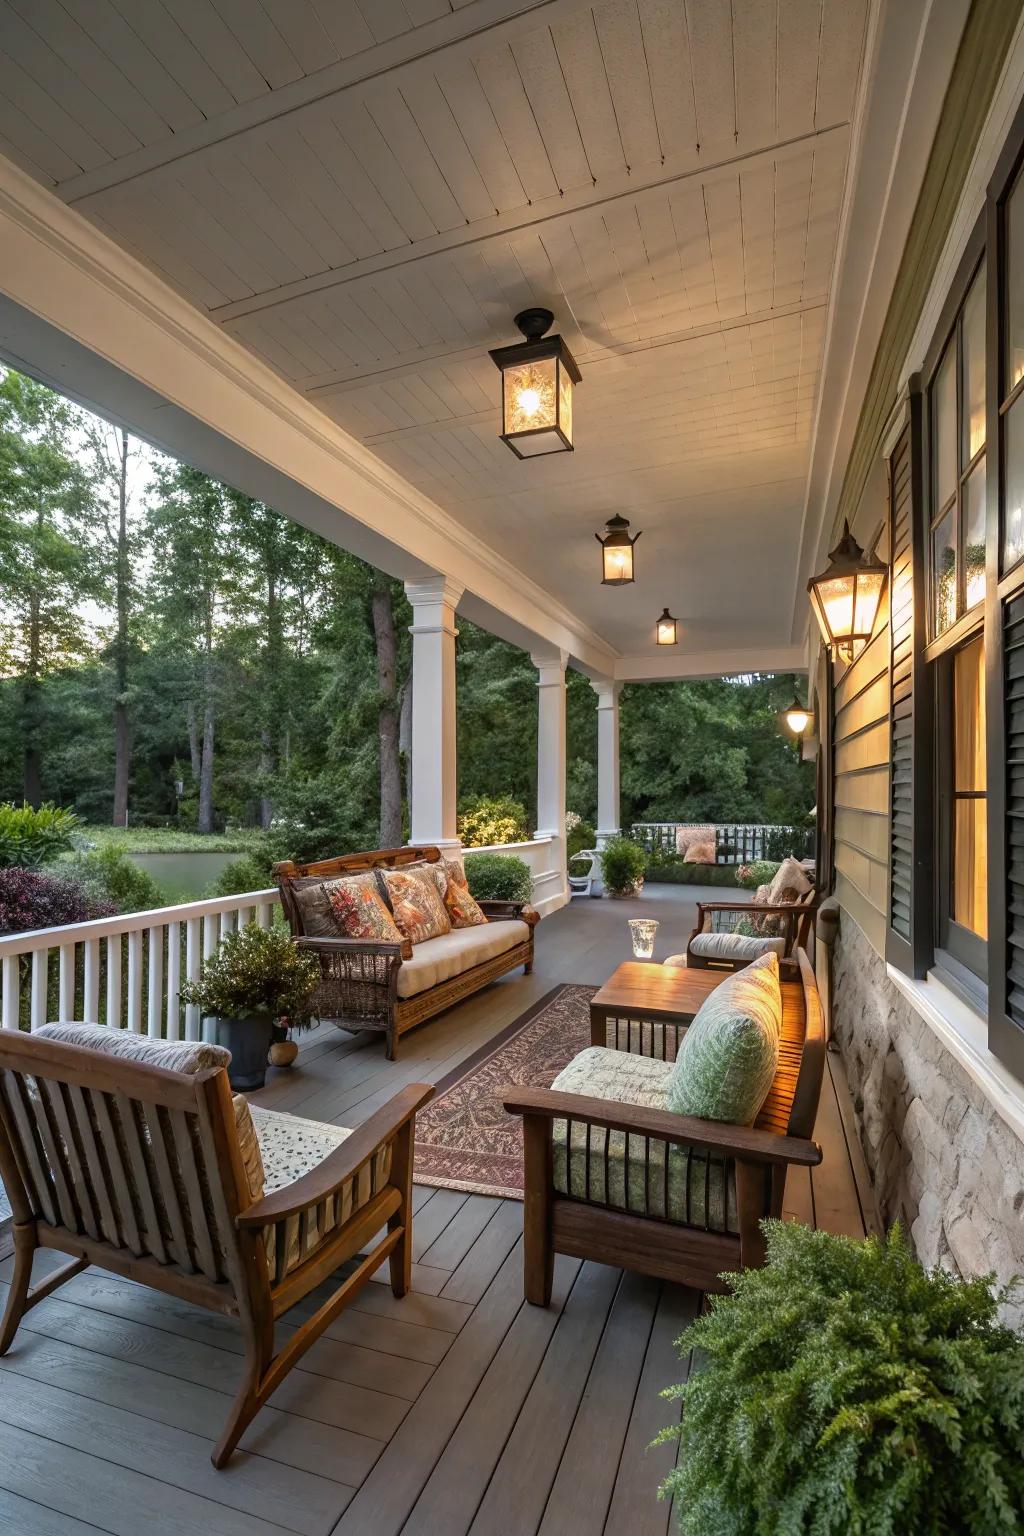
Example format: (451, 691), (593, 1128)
(589, 961), (724, 1058)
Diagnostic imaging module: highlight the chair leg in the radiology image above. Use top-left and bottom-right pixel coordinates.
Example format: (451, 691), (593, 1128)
(0, 1224), (34, 1356)
(385, 1018), (398, 1061)
(388, 1120), (414, 1298)
(522, 1117), (554, 1306)
(212, 1312), (274, 1469)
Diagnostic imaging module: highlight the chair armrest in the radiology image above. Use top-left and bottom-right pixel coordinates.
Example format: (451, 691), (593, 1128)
(238, 1083), (434, 1227)
(503, 1087), (822, 1168)
(294, 934), (413, 961)
(478, 901), (540, 928)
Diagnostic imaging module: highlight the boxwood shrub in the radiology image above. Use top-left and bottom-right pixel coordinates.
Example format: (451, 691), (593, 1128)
(463, 852), (532, 903)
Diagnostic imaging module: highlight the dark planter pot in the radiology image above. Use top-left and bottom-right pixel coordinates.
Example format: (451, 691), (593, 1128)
(201, 1013), (274, 1091)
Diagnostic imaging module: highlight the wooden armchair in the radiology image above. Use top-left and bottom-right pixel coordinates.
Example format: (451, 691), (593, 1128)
(0, 1027), (432, 1467)
(685, 888), (818, 972)
(505, 950), (824, 1301)
(275, 846), (539, 1059)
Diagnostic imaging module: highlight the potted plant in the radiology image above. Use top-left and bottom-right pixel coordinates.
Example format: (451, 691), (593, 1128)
(657, 1220), (1024, 1534)
(179, 921), (319, 1091)
(598, 836), (646, 898)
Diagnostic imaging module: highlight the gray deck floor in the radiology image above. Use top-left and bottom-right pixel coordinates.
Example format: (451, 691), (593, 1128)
(0, 887), (872, 1536)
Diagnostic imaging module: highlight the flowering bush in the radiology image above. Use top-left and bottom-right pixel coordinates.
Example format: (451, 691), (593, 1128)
(0, 867), (114, 934)
(179, 921), (319, 1030)
(457, 794), (530, 847)
(0, 803), (79, 869)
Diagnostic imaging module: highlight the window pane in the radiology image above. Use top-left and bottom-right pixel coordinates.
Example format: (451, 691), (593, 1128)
(1007, 171), (1024, 393)
(933, 341), (957, 511)
(953, 637), (985, 792)
(961, 264), (986, 461)
(1006, 395), (1024, 569)
(932, 506), (957, 636)
(952, 637), (987, 940)
(963, 457), (986, 611)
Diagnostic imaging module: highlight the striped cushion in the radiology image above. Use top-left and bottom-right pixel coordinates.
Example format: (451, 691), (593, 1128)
(666, 953), (782, 1125)
(689, 932), (787, 962)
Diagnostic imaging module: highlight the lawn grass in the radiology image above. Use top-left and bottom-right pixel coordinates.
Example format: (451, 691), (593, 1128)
(75, 824), (264, 855)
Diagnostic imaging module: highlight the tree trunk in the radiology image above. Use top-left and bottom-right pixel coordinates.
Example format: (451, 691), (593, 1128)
(198, 705), (215, 834)
(372, 575), (403, 847)
(186, 701), (201, 783)
(259, 728), (274, 830)
(112, 430), (131, 828)
(259, 566), (280, 830)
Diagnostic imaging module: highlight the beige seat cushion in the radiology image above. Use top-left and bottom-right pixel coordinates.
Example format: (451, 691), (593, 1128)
(246, 1104), (391, 1277)
(689, 932), (787, 963)
(548, 1046), (738, 1232)
(396, 919), (529, 998)
(33, 1020), (230, 1072)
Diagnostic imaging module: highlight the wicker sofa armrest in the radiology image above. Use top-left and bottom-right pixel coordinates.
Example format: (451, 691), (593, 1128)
(294, 934), (413, 961)
(478, 900), (540, 927)
(503, 1087), (822, 1168)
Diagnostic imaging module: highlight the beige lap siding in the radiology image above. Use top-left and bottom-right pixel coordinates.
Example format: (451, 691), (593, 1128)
(395, 919), (529, 998)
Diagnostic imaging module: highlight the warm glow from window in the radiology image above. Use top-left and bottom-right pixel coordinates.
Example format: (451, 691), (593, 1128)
(953, 636), (987, 939)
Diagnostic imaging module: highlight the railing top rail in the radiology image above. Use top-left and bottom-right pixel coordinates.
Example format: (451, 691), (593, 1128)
(0, 887), (279, 957)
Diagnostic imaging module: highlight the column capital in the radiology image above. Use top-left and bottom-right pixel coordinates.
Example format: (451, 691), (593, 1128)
(590, 677), (622, 707)
(405, 575), (463, 638)
(531, 648), (569, 686)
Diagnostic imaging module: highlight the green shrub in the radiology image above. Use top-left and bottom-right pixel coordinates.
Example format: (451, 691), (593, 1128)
(657, 1221), (1024, 1536)
(735, 859), (780, 891)
(764, 824), (811, 862)
(463, 852), (532, 902)
(457, 794), (530, 848)
(212, 850), (276, 897)
(179, 922), (319, 1030)
(0, 803), (79, 868)
(599, 836), (646, 895)
(566, 816), (597, 860)
(61, 844), (165, 914)
(644, 850), (739, 888)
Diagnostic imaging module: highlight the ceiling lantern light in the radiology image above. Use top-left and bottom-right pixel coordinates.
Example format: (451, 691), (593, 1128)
(782, 695), (813, 736)
(807, 520), (887, 663)
(489, 308), (581, 458)
(597, 514), (640, 585)
(656, 607), (678, 645)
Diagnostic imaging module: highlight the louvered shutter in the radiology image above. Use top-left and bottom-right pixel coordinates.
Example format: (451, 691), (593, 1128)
(886, 392), (933, 976)
(991, 592), (1024, 1076)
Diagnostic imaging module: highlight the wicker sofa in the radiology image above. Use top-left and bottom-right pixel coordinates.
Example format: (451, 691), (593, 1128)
(275, 847), (539, 1060)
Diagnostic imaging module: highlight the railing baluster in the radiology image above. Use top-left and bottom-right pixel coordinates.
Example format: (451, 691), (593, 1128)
(185, 918), (201, 1040)
(238, 905), (254, 928)
(165, 920), (181, 1040)
(147, 926), (164, 1039)
(30, 950), (48, 1031)
(83, 939), (100, 1021)
(106, 934), (122, 1029)
(2, 955), (20, 1029)
(58, 942), (75, 1020)
(126, 931), (143, 1033)
(256, 901), (272, 929)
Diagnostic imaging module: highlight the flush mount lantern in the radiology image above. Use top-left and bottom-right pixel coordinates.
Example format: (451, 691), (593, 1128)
(807, 520), (887, 663)
(489, 308), (581, 458)
(597, 514), (641, 585)
(782, 695), (813, 737)
(655, 607), (678, 646)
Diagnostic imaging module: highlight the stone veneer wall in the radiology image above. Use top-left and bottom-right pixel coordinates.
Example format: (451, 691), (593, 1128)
(830, 909), (1024, 1325)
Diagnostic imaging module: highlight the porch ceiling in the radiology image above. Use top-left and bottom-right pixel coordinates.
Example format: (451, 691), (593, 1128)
(0, 1), (933, 667)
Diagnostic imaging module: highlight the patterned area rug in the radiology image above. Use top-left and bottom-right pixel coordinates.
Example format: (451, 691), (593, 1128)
(414, 983), (596, 1199)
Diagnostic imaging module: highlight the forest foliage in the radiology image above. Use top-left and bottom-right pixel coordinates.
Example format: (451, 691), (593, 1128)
(0, 366), (813, 854)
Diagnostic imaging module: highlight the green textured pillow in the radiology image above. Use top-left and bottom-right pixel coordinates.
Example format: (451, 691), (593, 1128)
(666, 953), (782, 1125)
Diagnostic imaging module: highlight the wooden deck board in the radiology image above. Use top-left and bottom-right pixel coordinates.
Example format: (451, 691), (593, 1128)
(0, 890), (866, 1535)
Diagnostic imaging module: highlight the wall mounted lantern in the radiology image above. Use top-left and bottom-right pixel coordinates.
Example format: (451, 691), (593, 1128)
(596, 514), (640, 585)
(782, 695), (813, 737)
(655, 607), (678, 645)
(807, 520), (887, 662)
(489, 308), (581, 458)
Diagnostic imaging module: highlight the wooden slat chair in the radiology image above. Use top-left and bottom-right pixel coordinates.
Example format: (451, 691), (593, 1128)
(682, 888), (818, 973)
(505, 950), (824, 1301)
(0, 1026), (432, 1466)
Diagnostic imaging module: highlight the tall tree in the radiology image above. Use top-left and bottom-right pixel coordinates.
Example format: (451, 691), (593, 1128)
(0, 370), (100, 804)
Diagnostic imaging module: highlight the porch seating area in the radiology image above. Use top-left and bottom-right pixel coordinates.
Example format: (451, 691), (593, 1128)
(0, 888), (870, 1536)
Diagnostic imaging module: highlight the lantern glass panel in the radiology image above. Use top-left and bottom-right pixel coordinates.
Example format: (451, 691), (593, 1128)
(656, 617), (676, 645)
(852, 568), (885, 640)
(603, 541), (634, 584)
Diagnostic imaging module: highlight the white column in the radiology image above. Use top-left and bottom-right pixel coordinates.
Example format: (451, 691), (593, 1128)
(406, 576), (463, 852)
(592, 678), (621, 846)
(533, 649), (569, 911)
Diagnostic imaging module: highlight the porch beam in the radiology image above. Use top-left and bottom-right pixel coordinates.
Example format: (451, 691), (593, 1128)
(406, 577), (463, 853)
(533, 650), (569, 912)
(591, 680), (621, 847)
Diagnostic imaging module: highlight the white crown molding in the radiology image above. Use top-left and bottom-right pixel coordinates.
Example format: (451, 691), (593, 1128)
(0, 152), (617, 676)
(615, 646), (809, 684)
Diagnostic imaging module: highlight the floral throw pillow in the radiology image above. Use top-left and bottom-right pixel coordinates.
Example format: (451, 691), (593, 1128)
(381, 866), (452, 945)
(431, 857), (488, 929)
(325, 872), (404, 944)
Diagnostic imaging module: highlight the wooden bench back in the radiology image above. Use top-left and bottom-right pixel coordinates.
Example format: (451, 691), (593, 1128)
(0, 1030), (248, 1289)
(753, 948), (825, 1141)
(274, 846), (440, 936)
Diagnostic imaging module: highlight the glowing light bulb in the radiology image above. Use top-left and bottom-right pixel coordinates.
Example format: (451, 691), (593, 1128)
(516, 387), (542, 418)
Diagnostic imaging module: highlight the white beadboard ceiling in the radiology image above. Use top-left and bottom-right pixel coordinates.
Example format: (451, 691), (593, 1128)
(0, 0), (869, 660)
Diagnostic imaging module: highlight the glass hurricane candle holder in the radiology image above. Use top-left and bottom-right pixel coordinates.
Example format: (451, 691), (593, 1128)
(628, 918), (659, 960)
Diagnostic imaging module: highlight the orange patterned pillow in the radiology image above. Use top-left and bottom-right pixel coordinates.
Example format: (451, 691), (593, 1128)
(431, 857), (488, 929)
(381, 866), (452, 945)
(325, 872), (403, 944)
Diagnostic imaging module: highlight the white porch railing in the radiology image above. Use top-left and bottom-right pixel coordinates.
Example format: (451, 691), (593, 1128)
(0, 888), (279, 1038)
(630, 822), (811, 864)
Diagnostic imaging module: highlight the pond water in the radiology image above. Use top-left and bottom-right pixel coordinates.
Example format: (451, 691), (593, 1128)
(129, 851), (241, 903)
